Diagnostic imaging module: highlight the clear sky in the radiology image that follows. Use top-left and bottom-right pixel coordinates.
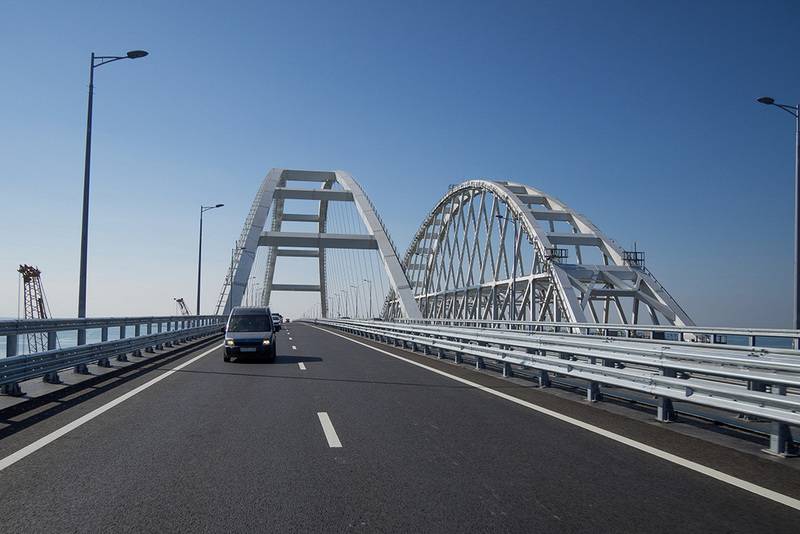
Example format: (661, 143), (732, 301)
(1, 0), (798, 327)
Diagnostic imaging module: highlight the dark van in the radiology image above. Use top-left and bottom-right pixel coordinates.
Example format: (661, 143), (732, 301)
(223, 306), (276, 362)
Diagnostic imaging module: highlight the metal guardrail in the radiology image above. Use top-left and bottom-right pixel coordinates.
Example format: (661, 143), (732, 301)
(0, 315), (224, 396)
(316, 318), (800, 456)
(396, 317), (800, 349)
(1, 315), (222, 357)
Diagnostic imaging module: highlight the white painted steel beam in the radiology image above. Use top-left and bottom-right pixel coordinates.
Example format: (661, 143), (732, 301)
(275, 248), (320, 257)
(274, 188), (354, 201)
(271, 284), (321, 291)
(259, 231), (378, 250)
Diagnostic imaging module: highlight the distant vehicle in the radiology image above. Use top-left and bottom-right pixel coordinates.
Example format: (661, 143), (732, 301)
(224, 306), (276, 362)
(271, 313), (283, 331)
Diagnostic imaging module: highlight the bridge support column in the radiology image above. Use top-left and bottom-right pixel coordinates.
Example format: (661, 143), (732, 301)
(764, 384), (798, 457)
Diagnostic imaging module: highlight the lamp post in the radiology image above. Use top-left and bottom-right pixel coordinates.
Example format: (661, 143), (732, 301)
(758, 96), (800, 330)
(362, 279), (373, 319)
(77, 50), (148, 343)
(350, 284), (360, 318)
(197, 204), (224, 314)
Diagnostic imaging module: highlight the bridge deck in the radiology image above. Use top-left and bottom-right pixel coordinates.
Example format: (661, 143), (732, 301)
(0, 324), (798, 531)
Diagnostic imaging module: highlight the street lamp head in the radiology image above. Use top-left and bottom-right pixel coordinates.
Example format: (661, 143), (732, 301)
(757, 96), (775, 105)
(215, 203), (224, 208)
(126, 50), (149, 59)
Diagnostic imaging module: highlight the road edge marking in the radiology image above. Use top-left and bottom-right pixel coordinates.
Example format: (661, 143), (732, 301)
(317, 411), (342, 447)
(309, 324), (800, 512)
(0, 343), (222, 472)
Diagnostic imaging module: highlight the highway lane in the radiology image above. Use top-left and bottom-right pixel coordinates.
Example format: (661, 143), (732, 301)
(0, 322), (798, 532)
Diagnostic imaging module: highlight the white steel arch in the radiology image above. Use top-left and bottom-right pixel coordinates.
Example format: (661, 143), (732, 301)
(216, 169), (421, 319)
(391, 179), (693, 326)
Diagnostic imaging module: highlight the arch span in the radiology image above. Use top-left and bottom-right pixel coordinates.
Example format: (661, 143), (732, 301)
(392, 179), (692, 326)
(215, 169), (421, 319)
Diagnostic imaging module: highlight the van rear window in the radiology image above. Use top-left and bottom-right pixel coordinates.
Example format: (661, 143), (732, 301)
(228, 315), (272, 332)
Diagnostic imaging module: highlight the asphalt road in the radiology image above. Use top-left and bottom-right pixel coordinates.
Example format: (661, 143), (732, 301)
(0, 322), (798, 533)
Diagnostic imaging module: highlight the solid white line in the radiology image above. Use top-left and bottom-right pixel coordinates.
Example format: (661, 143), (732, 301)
(0, 343), (222, 473)
(298, 362), (307, 370)
(292, 345), (297, 350)
(317, 412), (342, 447)
(309, 324), (800, 512)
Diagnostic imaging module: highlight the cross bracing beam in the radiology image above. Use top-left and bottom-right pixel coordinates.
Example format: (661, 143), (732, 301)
(275, 248), (320, 257)
(271, 284), (321, 291)
(273, 188), (354, 201)
(281, 213), (320, 222)
(259, 231), (378, 250)
(218, 168), (422, 319)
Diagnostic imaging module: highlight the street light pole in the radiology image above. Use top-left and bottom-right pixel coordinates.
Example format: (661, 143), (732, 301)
(77, 50), (148, 343)
(362, 279), (373, 319)
(758, 97), (800, 329)
(197, 204), (224, 315)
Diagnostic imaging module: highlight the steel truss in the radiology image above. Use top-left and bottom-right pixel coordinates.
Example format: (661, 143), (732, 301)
(388, 180), (693, 326)
(217, 169), (421, 318)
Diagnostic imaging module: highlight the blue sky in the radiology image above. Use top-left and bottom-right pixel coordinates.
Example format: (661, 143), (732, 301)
(1, 0), (798, 326)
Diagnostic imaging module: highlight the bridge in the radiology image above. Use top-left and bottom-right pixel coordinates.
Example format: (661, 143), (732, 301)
(1, 169), (799, 531)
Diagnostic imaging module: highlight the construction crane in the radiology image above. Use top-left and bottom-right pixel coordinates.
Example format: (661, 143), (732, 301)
(17, 265), (56, 353)
(174, 298), (192, 316)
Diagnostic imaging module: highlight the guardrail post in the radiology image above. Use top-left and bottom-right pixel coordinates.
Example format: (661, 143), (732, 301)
(502, 361), (513, 377)
(135, 324), (141, 337)
(437, 348), (445, 359)
(6, 334), (18, 357)
(101, 327), (108, 342)
(43, 370), (61, 384)
(47, 331), (57, 351)
(147, 323), (152, 335)
(586, 381), (600, 402)
(656, 369), (676, 422)
(1, 382), (23, 396)
(475, 357), (485, 369)
(454, 351), (463, 364)
(765, 384), (798, 457)
(537, 370), (551, 388)
(116, 325), (129, 361)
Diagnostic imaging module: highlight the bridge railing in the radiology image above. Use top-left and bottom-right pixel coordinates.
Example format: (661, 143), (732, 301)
(396, 317), (800, 350)
(0, 315), (224, 396)
(315, 318), (799, 456)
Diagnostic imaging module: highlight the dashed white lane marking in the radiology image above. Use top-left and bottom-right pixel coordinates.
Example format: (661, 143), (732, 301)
(0, 343), (222, 473)
(317, 412), (342, 447)
(292, 345), (297, 350)
(298, 362), (306, 370)
(289, 337), (293, 340)
(309, 324), (800, 512)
